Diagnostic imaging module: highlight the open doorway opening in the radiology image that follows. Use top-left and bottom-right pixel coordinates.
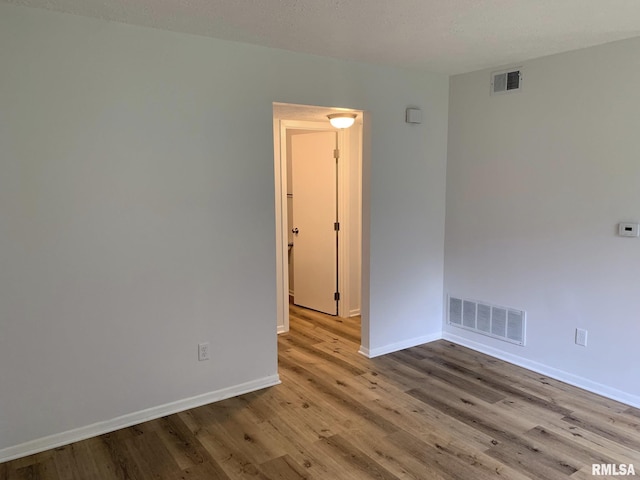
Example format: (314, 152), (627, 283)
(273, 103), (364, 343)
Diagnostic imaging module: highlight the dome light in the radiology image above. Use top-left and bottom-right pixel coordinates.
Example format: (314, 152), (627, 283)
(327, 113), (357, 129)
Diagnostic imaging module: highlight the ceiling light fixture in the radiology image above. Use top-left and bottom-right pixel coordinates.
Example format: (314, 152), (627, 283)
(327, 113), (357, 129)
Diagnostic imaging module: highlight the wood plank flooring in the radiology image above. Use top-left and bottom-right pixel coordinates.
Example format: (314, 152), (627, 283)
(3, 304), (639, 479)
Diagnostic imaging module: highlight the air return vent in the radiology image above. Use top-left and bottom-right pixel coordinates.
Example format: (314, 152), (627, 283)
(448, 295), (526, 345)
(491, 67), (522, 95)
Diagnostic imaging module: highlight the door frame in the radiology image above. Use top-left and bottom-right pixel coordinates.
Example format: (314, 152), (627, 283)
(274, 119), (361, 332)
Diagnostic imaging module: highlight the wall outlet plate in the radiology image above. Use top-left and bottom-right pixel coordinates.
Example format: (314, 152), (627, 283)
(575, 328), (588, 347)
(198, 342), (210, 361)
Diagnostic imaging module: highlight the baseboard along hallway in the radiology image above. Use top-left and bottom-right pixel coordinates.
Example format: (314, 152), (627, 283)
(2, 306), (639, 479)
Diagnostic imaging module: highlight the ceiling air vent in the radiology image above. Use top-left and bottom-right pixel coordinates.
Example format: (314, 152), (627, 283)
(491, 67), (522, 95)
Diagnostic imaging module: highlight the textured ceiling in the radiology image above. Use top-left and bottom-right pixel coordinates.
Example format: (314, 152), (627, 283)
(5, 0), (640, 74)
(273, 103), (361, 123)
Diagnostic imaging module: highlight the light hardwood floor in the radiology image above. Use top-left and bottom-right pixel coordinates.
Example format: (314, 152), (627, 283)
(3, 305), (639, 479)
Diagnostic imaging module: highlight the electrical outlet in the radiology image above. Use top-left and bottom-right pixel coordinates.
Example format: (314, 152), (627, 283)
(575, 328), (588, 347)
(198, 342), (210, 361)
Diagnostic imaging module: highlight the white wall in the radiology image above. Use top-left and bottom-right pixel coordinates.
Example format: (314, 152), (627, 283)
(0, 3), (448, 456)
(365, 91), (449, 356)
(445, 37), (640, 406)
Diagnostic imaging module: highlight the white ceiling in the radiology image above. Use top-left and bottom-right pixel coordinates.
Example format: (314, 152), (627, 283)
(6, 0), (640, 74)
(273, 103), (361, 123)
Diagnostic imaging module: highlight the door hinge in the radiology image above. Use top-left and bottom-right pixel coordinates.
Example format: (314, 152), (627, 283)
(334, 292), (340, 301)
(334, 222), (340, 231)
(334, 148), (340, 160)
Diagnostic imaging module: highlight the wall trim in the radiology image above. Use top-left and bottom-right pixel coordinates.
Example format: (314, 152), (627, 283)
(0, 375), (281, 464)
(443, 332), (640, 409)
(359, 332), (441, 358)
(349, 308), (361, 317)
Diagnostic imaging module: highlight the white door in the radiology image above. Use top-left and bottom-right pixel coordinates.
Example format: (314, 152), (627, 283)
(291, 131), (338, 315)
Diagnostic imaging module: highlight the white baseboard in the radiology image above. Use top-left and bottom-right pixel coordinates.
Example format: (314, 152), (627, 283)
(443, 332), (640, 409)
(359, 332), (442, 358)
(349, 308), (361, 317)
(277, 324), (287, 334)
(0, 374), (281, 464)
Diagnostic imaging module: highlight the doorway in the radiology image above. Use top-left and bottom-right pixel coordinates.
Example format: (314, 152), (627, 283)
(273, 103), (363, 335)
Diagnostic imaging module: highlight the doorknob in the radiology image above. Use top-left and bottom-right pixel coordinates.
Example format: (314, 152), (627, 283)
(292, 228), (299, 235)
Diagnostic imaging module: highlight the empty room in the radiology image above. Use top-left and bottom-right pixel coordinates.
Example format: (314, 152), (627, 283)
(1, 1), (639, 478)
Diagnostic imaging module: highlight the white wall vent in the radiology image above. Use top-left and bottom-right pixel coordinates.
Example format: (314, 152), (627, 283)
(448, 295), (526, 345)
(491, 67), (522, 95)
